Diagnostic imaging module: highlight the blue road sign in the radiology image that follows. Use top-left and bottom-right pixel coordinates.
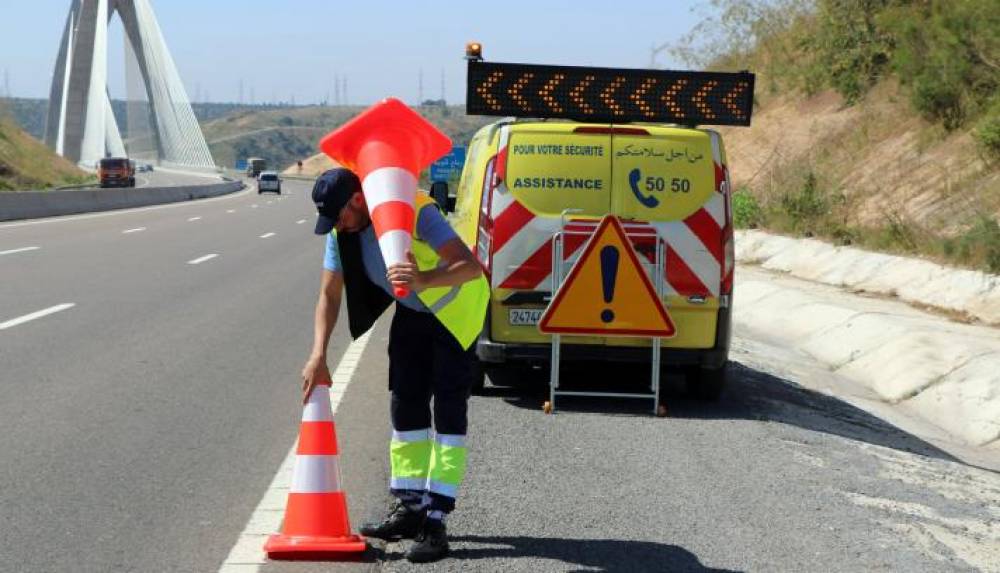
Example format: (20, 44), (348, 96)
(430, 146), (466, 182)
(235, 159), (248, 171)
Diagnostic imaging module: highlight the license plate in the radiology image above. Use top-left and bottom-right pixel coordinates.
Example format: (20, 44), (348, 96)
(508, 308), (544, 326)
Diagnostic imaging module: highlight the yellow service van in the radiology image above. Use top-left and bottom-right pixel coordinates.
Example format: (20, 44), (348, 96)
(448, 51), (752, 399)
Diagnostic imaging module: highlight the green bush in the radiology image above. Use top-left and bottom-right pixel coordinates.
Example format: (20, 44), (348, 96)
(974, 109), (1000, 160)
(953, 215), (1000, 273)
(732, 187), (764, 228)
(779, 171), (828, 233)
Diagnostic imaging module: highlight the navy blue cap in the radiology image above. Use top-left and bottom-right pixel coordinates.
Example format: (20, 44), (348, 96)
(311, 168), (361, 235)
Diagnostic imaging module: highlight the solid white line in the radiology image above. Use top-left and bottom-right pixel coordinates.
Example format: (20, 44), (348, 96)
(187, 254), (218, 265)
(187, 216), (202, 222)
(122, 227), (146, 234)
(0, 303), (75, 330)
(295, 219), (306, 225)
(259, 233), (275, 239)
(0, 246), (41, 256)
(217, 330), (373, 571)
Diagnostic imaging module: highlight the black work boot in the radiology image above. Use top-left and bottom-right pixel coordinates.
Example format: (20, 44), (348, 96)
(405, 518), (449, 563)
(359, 500), (426, 540)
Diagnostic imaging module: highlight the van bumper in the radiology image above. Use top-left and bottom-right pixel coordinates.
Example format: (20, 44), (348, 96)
(477, 305), (731, 369)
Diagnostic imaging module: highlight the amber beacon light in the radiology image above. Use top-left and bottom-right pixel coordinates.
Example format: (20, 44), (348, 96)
(466, 59), (755, 127)
(465, 41), (483, 61)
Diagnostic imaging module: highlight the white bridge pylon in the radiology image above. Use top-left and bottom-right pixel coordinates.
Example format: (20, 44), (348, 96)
(45, 0), (214, 169)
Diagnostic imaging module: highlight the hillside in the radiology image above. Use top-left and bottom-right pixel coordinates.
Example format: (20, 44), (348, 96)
(0, 113), (94, 191)
(201, 104), (493, 174)
(682, 0), (999, 273)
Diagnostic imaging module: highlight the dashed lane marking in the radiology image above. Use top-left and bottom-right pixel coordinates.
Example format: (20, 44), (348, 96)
(260, 233), (275, 239)
(122, 227), (146, 234)
(187, 254), (219, 265)
(188, 216), (202, 222)
(0, 246), (41, 256)
(251, 204), (259, 209)
(295, 219), (306, 225)
(217, 330), (373, 572)
(0, 303), (75, 330)
(227, 209), (236, 214)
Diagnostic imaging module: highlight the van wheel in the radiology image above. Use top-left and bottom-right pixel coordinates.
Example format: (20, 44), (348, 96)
(686, 362), (728, 401)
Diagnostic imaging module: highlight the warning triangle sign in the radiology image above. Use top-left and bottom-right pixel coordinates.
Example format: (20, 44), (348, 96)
(539, 215), (676, 337)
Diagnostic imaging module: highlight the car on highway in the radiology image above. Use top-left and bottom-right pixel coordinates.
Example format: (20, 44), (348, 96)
(447, 53), (750, 399)
(98, 157), (135, 188)
(257, 171), (281, 194)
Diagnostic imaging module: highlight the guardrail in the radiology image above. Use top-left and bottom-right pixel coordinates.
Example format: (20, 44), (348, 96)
(0, 180), (245, 222)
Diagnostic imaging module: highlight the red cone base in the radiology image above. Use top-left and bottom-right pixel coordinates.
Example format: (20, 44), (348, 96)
(264, 533), (366, 558)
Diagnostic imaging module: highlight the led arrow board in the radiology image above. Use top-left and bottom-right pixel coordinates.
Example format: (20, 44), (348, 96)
(467, 61), (755, 127)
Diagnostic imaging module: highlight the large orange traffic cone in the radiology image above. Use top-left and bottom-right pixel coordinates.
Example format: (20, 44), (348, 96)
(264, 383), (366, 559)
(319, 97), (452, 299)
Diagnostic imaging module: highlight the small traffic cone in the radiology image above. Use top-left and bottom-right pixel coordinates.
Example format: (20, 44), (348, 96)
(264, 383), (366, 559)
(319, 97), (452, 299)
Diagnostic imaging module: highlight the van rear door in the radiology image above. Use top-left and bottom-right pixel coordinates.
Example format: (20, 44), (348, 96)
(609, 126), (723, 348)
(505, 125), (612, 218)
(489, 124), (612, 343)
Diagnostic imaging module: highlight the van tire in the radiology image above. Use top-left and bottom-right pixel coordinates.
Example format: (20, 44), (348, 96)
(686, 362), (728, 401)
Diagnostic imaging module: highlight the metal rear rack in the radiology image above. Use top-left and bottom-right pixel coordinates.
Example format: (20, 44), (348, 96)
(546, 211), (666, 415)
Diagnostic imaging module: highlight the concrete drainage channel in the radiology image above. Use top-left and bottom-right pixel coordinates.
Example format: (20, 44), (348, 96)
(734, 230), (1000, 449)
(0, 180), (245, 222)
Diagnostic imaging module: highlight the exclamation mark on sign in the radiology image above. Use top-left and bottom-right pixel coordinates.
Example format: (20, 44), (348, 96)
(600, 246), (619, 323)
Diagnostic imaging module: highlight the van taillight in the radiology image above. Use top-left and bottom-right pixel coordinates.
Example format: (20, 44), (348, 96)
(573, 126), (650, 135)
(475, 156), (497, 279)
(719, 165), (735, 296)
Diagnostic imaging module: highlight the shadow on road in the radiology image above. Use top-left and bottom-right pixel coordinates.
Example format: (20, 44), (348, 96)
(480, 360), (962, 466)
(426, 534), (742, 572)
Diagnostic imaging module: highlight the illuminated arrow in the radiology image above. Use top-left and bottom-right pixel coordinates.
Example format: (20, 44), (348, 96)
(721, 81), (749, 121)
(692, 80), (718, 120)
(477, 71), (504, 112)
(630, 78), (657, 118)
(538, 74), (565, 113)
(508, 72), (534, 112)
(570, 75), (596, 115)
(661, 79), (688, 119)
(600, 76), (627, 117)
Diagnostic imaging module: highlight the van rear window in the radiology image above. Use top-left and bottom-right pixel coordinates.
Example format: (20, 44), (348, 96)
(100, 159), (129, 169)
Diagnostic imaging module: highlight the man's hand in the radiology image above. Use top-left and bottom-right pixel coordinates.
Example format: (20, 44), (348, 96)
(301, 355), (331, 403)
(386, 251), (424, 293)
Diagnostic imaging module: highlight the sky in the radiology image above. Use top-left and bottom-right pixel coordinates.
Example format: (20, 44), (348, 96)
(0, 0), (713, 106)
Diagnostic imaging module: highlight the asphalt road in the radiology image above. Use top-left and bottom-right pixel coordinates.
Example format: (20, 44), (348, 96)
(2, 179), (998, 572)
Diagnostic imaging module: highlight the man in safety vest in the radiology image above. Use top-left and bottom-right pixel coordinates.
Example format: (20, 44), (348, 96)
(301, 168), (488, 563)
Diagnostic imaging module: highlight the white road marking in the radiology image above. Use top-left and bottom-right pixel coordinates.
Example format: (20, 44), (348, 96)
(122, 227), (146, 234)
(227, 209), (236, 214)
(217, 330), (373, 572)
(0, 303), (75, 330)
(259, 233), (276, 239)
(187, 254), (219, 265)
(187, 216), (202, 222)
(295, 219), (306, 225)
(0, 246), (41, 256)
(266, 201), (273, 205)
(251, 204), (259, 209)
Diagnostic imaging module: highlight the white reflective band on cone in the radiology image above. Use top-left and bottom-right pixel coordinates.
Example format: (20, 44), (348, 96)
(290, 455), (342, 493)
(362, 167), (417, 209)
(301, 385), (333, 422)
(392, 428), (431, 442)
(378, 229), (412, 269)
